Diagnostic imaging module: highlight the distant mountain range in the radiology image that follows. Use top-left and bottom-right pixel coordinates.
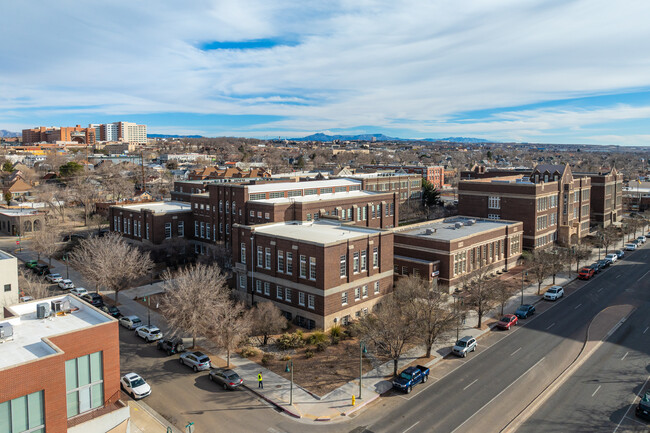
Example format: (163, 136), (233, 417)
(148, 133), (203, 138)
(0, 130), (20, 138)
(294, 133), (489, 143)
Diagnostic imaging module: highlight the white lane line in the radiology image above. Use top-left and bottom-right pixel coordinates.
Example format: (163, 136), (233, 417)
(621, 352), (629, 361)
(592, 385), (601, 397)
(597, 287), (604, 292)
(403, 421), (420, 433)
(637, 270), (650, 282)
(613, 375), (650, 433)
(546, 323), (555, 330)
(616, 274), (621, 279)
(574, 303), (582, 310)
(450, 357), (546, 433)
(463, 379), (478, 391)
(644, 327), (649, 335)
(511, 347), (522, 356)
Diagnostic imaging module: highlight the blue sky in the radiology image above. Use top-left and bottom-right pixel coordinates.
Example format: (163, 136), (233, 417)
(2, 1), (650, 145)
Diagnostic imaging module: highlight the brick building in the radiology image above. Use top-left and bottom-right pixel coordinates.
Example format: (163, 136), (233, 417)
(22, 126), (96, 145)
(232, 221), (394, 329)
(0, 295), (129, 433)
(188, 166), (271, 181)
(458, 164), (591, 249)
(392, 217), (523, 291)
(575, 168), (623, 227)
(343, 172), (422, 204)
(363, 164), (445, 189)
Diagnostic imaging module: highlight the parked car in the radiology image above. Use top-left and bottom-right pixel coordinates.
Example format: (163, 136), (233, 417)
(179, 351), (212, 372)
(578, 267), (595, 280)
(588, 263), (601, 274)
(20, 296), (34, 302)
(135, 325), (163, 342)
(392, 365), (430, 394)
(157, 337), (185, 355)
(604, 253), (618, 264)
(209, 368), (244, 390)
(515, 304), (536, 319)
(25, 260), (38, 269)
(69, 287), (88, 297)
(452, 336), (477, 358)
(616, 250), (625, 259)
(100, 305), (122, 318)
(120, 373), (151, 399)
(496, 314), (518, 330)
(596, 259), (610, 270)
(81, 293), (104, 308)
(46, 273), (63, 283)
(632, 239), (640, 245)
(637, 236), (647, 244)
(636, 391), (650, 421)
(119, 315), (143, 330)
(544, 285), (564, 301)
(58, 279), (74, 290)
(625, 243), (637, 251)
(33, 264), (50, 276)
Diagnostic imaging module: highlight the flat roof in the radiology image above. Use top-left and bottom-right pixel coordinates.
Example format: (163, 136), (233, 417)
(247, 178), (361, 194)
(0, 295), (112, 370)
(252, 221), (382, 245)
(248, 190), (383, 204)
(0, 249), (16, 261)
(395, 217), (520, 242)
(112, 201), (192, 213)
(0, 209), (42, 217)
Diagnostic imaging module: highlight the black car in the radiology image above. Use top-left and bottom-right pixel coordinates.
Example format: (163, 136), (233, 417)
(157, 337), (185, 355)
(597, 259), (610, 269)
(514, 304), (536, 319)
(100, 305), (122, 318)
(589, 262), (602, 273)
(81, 293), (104, 308)
(32, 264), (50, 276)
(636, 392), (650, 421)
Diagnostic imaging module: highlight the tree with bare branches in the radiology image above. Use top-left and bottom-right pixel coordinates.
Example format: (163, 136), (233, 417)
(18, 269), (51, 300)
(548, 248), (568, 284)
(30, 223), (62, 266)
(34, 183), (69, 222)
(69, 233), (152, 302)
(69, 175), (100, 226)
(596, 226), (619, 254)
(159, 263), (229, 348)
(212, 301), (251, 368)
(569, 241), (593, 273)
(251, 301), (287, 346)
(459, 265), (499, 328)
(526, 250), (552, 295)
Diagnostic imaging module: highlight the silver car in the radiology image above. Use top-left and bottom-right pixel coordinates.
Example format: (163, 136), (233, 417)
(209, 368), (244, 390)
(180, 351), (212, 372)
(452, 336), (477, 357)
(119, 315), (143, 330)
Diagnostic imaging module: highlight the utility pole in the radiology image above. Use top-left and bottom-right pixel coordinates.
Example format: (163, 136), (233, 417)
(141, 152), (146, 193)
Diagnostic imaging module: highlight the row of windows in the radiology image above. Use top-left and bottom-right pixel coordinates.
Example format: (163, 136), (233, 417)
(535, 232), (558, 247)
(452, 238), (512, 277)
(537, 195), (558, 211)
(341, 282), (380, 305)
(394, 265), (423, 278)
(0, 391), (44, 433)
(243, 279), (316, 309)
(339, 248), (379, 276)
(114, 216), (146, 238)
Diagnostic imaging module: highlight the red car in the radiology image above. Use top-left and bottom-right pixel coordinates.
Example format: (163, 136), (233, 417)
(496, 314), (518, 330)
(578, 267), (595, 280)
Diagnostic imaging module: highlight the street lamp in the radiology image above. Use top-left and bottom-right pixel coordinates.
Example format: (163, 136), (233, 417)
(521, 270), (528, 305)
(285, 359), (294, 405)
(359, 341), (367, 399)
(63, 253), (69, 279)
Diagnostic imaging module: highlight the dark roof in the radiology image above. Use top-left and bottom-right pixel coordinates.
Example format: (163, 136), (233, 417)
(531, 164), (566, 175)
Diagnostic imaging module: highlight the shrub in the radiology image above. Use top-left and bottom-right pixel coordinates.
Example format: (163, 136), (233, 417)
(307, 330), (327, 346)
(276, 332), (305, 350)
(240, 347), (257, 358)
(330, 335), (340, 345)
(280, 354), (291, 361)
(329, 325), (342, 339)
(315, 341), (329, 352)
(261, 354), (273, 366)
(304, 349), (314, 359)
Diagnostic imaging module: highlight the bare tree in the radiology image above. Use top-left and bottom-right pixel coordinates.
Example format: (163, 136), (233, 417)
(251, 301), (287, 346)
(548, 248), (568, 284)
(30, 223), (62, 266)
(212, 300), (251, 368)
(493, 279), (518, 316)
(597, 226), (618, 254)
(460, 265), (498, 328)
(569, 241), (593, 273)
(18, 269), (51, 300)
(159, 263), (229, 348)
(358, 291), (419, 376)
(34, 184), (69, 222)
(69, 233), (152, 303)
(88, 214), (108, 235)
(69, 175), (100, 226)
(526, 250), (552, 295)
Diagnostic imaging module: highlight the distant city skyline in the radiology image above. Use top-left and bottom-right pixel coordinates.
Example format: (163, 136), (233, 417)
(2, 1), (650, 146)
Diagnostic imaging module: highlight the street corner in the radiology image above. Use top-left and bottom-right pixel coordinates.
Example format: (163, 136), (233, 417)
(242, 384), (302, 419)
(342, 393), (380, 417)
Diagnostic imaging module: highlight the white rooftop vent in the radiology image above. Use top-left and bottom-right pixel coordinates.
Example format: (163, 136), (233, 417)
(466, 219), (476, 226)
(455, 222), (464, 229)
(424, 228), (436, 235)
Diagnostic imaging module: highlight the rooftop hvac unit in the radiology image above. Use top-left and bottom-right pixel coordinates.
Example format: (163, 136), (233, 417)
(455, 222), (464, 229)
(51, 299), (71, 314)
(466, 219), (476, 226)
(37, 303), (51, 319)
(0, 323), (14, 341)
(425, 228), (436, 235)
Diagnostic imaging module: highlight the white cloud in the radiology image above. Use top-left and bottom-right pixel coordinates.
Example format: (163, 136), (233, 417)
(2, 0), (650, 143)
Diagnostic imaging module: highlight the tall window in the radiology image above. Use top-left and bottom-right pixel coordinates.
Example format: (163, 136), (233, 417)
(373, 247), (378, 268)
(299, 291), (305, 306)
(66, 351), (104, 418)
(0, 391), (44, 433)
(309, 257), (317, 280)
(178, 221), (184, 237)
(286, 252), (293, 275)
(276, 286), (283, 299)
(200, 222), (205, 238)
(307, 294), (315, 309)
(285, 288), (292, 303)
(146, 223), (150, 240)
(362, 285), (368, 298)
(355, 287), (360, 300)
(353, 252), (360, 273)
(264, 282), (270, 296)
(361, 250), (367, 271)
(194, 221), (198, 236)
(206, 224), (211, 240)
(277, 251), (284, 272)
(256, 280), (262, 293)
(257, 246), (263, 268)
(265, 248), (271, 269)
(340, 255), (347, 277)
(164, 223), (172, 239)
(374, 281), (380, 294)
(488, 196), (500, 209)
(341, 291), (348, 305)
(240, 243), (246, 264)
(299, 255), (307, 278)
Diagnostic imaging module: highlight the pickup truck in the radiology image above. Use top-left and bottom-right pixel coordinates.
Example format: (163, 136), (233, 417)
(392, 365), (429, 393)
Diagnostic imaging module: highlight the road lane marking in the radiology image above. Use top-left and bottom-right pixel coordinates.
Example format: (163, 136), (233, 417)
(616, 274), (621, 279)
(644, 327), (649, 334)
(625, 415), (650, 427)
(450, 357), (545, 433)
(546, 323), (555, 330)
(621, 352), (629, 361)
(403, 421), (420, 433)
(510, 348), (521, 356)
(574, 303), (582, 310)
(592, 385), (601, 397)
(463, 379), (478, 391)
(597, 287), (604, 292)
(637, 270), (650, 282)
(613, 375), (650, 433)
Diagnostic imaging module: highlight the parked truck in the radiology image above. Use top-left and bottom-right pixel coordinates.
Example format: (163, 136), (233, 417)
(392, 365), (430, 394)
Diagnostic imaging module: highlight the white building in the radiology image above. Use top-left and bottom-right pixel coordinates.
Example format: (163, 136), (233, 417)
(0, 249), (19, 317)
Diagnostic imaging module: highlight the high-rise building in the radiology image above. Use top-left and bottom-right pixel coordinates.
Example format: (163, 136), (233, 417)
(117, 122), (147, 144)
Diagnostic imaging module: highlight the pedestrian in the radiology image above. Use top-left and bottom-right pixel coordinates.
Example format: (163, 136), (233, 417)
(258, 372), (263, 389)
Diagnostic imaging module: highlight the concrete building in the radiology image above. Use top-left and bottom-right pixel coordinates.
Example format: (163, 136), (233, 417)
(392, 217), (523, 292)
(116, 122), (147, 144)
(0, 209), (45, 236)
(458, 164), (591, 249)
(0, 295), (129, 433)
(232, 221), (394, 329)
(0, 250), (19, 317)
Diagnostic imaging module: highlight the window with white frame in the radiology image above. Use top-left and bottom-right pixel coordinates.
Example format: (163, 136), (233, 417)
(256, 280), (261, 293)
(488, 214), (500, 220)
(362, 285), (368, 298)
(285, 288), (292, 303)
(257, 246), (263, 267)
(194, 221), (198, 236)
(239, 274), (246, 289)
(354, 287), (360, 301)
(309, 257), (317, 280)
(307, 294), (315, 309)
(298, 291), (305, 306)
(374, 281), (380, 294)
(240, 243), (246, 264)
(361, 250), (367, 271)
(265, 248), (271, 269)
(286, 252), (293, 275)
(340, 255), (347, 277)
(276, 286), (283, 299)
(341, 291), (348, 305)
(225, 224), (229, 234)
(206, 224), (211, 239)
(264, 282), (270, 296)
(353, 252), (360, 273)
(373, 247), (378, 268)
(277, 250), (284, 272)
(165, 223), (172, 239)
(299, 255), (307, 278)
(200, 222), (205, 238)
(488, 196), (500, 209)
(178, 221), (184, 237)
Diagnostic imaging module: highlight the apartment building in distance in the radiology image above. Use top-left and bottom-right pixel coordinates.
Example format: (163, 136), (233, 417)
(392, 217), (523, 292)
(363, 164), (445, 189)
(232, 220), (394, 329)
(0, 295), (129, 433)
(458, 164), (591, 249)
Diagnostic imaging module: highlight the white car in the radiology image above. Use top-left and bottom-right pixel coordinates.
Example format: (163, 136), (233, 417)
(120, 373), (151, 399)
(134, 325), (163, 342)
(58, 279), (74, 290)
(544, 285), (564, 301)
(46, 273), (63, 283)
(119, 315), (143, 330)
(637, 236), (646, 244)
(604, 253), (617, 264)
(625, 243), (637, 251)
(69, 287), (88, 297)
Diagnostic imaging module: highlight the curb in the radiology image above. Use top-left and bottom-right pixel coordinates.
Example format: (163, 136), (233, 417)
(342, 393), (380, 417)
(242, 384), (302, 419)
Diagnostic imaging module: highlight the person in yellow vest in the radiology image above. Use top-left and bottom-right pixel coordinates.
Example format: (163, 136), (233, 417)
(258, 372), (263, 389)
